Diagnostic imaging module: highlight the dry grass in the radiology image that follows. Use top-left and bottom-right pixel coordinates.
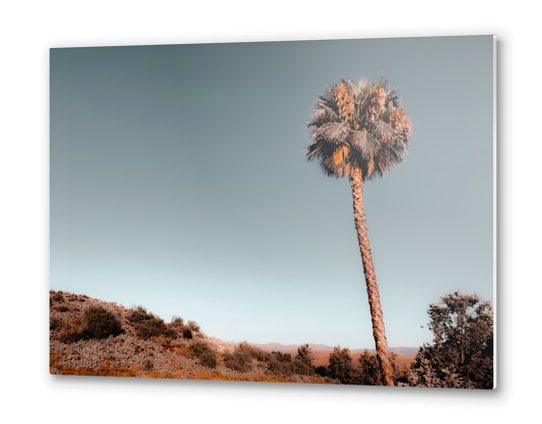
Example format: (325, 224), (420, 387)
(50, 352), (141, 377)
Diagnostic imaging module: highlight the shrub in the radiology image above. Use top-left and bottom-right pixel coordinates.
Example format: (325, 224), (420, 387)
(135, 315), (177, 340)
(187, 320), (201, 333)
(50, 316), (61, 331)
(57, 317), (86, 344)
(192, 342), (217, 368)
(84, 306), (124, 340)
(126, 306), (150, 324)
(182, 327), (193, 339)
(66, 293), (78, 302)
(223, 343), (266, 372)
(136, 317), (166, 340)
(315, 366), (330, 378)
(126, 307), (177, 340)
(170, 316), (184, 329)
(50, 291), (64, 304)
(267, 352), (294, 376)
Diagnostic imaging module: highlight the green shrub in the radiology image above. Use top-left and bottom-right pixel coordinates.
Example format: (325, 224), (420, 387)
(84, 306), (124, 340)
(192, 342), (217, 368)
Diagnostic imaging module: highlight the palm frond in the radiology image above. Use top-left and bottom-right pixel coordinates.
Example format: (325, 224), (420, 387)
(351, 129), (379, 160)
(312, 122), (350, 143)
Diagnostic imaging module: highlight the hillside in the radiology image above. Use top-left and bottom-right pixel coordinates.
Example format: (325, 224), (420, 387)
(49, 290), (337, 384)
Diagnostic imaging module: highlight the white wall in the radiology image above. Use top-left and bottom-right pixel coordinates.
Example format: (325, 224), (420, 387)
(1, 1), (537, 422)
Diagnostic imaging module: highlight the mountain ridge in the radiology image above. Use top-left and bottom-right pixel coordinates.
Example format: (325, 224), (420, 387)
(248, 342), (418, 357)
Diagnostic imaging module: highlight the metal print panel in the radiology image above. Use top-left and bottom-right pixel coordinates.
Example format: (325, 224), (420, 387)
(50, 35), (495, 389)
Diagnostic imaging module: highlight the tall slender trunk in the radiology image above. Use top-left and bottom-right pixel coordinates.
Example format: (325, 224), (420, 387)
(350, 167), (395, 387)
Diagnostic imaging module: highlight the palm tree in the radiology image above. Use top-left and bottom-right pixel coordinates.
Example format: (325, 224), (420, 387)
(306, 78), (412, 386)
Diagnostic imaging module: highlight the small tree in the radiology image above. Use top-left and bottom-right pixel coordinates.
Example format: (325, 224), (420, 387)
(358, 350), (383, 385)
(327, 346), (356, 385)
(293, 344), (315, 376)
(406, 292), (494, 389)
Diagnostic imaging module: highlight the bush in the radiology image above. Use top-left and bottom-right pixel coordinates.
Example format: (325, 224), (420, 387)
(192, 342), (217, 368)
(84, 306), (124, 340)
(223, 343), (267, 372)
(171, 316), (184, 329)
(267, 351), (294, 376)
(57, 317), (86, 344)
(187, 320), (201, 333)
(126, 306), (150, 324)
(50, 291), (64, 304)
(315, 366), (330, 378)
(50, 316), (61, 332)
(182, 327), (193, 339)
(126, 307), (177, 340)
(136, 316), (176, 340)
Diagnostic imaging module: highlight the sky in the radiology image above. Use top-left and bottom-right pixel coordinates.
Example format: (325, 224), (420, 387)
(50, 35), (494, 350)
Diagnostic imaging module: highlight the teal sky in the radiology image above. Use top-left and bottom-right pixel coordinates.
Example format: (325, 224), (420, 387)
(50, 35), (494, 350)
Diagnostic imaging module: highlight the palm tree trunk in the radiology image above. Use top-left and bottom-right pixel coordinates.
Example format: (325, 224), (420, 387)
(350, 167), (395, 387)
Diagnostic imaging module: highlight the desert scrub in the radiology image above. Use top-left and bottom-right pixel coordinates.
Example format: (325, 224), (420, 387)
(136, 316), (177, 340)
(170, 316), (184, 329)
(267, 351), (294, 376)
(57, 317), (86, 344)
(126, 306), (151, 324)
(125, 306), (177, 340)
(84, 306), (124, 340)
(182, 327), (193, 339)
(187, 320), (200, 333)
(223, 343), (266, 372)
(192, 342), (217, 369)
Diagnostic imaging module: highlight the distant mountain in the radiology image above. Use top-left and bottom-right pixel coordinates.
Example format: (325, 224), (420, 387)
(250, 342), (419, 357)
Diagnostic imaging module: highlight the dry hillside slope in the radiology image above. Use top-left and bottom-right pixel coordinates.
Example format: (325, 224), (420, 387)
(49, 290), (337, 384)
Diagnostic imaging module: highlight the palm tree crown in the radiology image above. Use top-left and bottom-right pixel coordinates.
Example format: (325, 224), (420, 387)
(306, 78), (412, 180)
